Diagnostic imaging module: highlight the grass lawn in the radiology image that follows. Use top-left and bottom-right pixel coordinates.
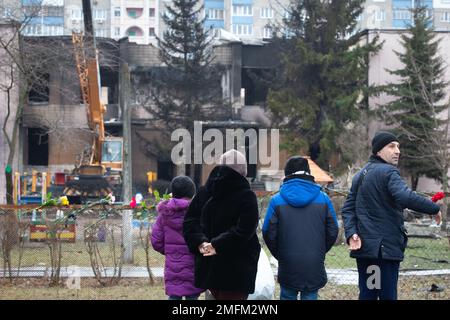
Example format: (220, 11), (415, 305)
(1, 233), (448, 271)
(325, 237), (450, 270)
(0, 278), (170, 300)
(1, 218), (449, 300)
(2, 242), (165, 268)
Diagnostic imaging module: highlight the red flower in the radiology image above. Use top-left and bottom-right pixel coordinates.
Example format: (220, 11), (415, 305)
(431, 192), (445, 203)
(129, 197), (137, 208)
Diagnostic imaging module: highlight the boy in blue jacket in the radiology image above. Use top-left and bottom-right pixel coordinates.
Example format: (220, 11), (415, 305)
(262, 156), (338, 300)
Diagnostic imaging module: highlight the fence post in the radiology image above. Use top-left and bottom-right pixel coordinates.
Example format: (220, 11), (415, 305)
(22, 172), (27, 196)
(42, 172), (47, 203)
(31, 169), (37, 193)
(120, 62), (133, 263)
(13, 172), (20, 205)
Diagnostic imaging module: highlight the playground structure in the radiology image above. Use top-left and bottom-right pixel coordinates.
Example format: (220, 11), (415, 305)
(11, 170), (76, 242)
(12, 170), (50, 205)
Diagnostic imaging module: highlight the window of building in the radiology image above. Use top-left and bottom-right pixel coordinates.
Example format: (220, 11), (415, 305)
(374, 9), (385, 21)
(27, 128), (49, 166)
(149, 27), (155, 37)
(126, 26), (143, 36)
(42, 25), (63, 36)
(232, 24), (253, 35)
(71, 9), (82, 19)
(95, 29), (106, 37)
(206, 8), (224, 20)
(262, 26), (272, 38)
(23, 6), (40, 16)
(3, 7), (13, 18)
(127, 8), (143, 19)
(114, 7), (121, 17)
(149, 8), (155, 17)
(46, 6), (63, 16)
(28, 73), (49, 104)
(393, 10), (411, 20)
(233, 5), (252, 16)
(260, 7), (273, 19)
(442, 11), (450, 22)
(114, 27), (121, 36)
(93, 9), (107, 21)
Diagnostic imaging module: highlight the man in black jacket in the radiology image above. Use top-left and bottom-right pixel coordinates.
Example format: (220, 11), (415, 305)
(342, 131), (442, 300)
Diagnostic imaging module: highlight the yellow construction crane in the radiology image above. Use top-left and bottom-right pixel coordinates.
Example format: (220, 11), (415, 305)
(64, 0), (122, 199)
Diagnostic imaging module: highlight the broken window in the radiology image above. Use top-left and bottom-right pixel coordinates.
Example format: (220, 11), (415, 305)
(27, 128), (49, 166)
(28, 73), (49, 104)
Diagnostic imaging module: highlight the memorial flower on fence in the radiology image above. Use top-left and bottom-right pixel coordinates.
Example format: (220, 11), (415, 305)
(129, 190), (171, 221)
(431, 192), (445, 203)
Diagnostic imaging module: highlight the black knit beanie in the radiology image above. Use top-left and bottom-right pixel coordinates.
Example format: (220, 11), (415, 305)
(284, 156), (311, 176)
(171, 176), (196, 199)
(371, 131), (399, 155)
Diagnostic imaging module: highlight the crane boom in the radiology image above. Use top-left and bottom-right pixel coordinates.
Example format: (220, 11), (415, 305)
(72, 0), (105, 166)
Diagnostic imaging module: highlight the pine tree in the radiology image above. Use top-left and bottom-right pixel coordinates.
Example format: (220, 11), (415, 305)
(267, 0), (380, 171)
(382, 2), (447, 190)
(142, 0), (228, 180)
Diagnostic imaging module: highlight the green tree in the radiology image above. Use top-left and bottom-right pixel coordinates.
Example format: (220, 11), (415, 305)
(382, 2), (447, 190)
(141, 0), (229, 181)
(267, 0), (380, 172)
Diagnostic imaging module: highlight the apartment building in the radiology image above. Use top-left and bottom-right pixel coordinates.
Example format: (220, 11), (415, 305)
(109, 0), (159, 45)
(5, 1), (450, 39)
(203, 0), (288, 40)
(65, 0), (110, 37)
(357, 0), (450, 30)
(21, 0), (65, 36)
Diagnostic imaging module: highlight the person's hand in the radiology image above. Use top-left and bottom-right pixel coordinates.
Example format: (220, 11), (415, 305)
(348, 234), (362, 251)
(435, 211), (442, 226)
(202, 243), (217, 256)
(198, 242), (209, 254)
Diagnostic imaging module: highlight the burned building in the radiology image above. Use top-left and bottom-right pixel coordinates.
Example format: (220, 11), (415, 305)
(20, 36), (120, 177)
(1, 29), (282, 202)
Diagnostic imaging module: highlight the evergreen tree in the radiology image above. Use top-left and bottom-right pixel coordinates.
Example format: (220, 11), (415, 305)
(142, 0), (228, 180)
(382, 2), (447, 190)
(267, 0), (380, 171)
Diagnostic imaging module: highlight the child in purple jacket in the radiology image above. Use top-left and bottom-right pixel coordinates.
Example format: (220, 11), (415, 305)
(151, 176), (204, 300)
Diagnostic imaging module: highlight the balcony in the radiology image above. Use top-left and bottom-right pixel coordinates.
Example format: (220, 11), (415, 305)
(126, 26), (144, 37)
(126, 8), (144, 19)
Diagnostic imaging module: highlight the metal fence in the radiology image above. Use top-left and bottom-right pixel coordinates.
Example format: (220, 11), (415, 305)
(0, 197), (449, 300)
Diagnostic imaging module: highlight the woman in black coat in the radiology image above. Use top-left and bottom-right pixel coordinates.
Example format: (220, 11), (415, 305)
(183, 149), (261, 300)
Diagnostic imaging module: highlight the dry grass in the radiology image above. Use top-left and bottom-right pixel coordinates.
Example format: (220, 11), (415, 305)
(0, 278), (169, 300)
(1, 275), (448, 300)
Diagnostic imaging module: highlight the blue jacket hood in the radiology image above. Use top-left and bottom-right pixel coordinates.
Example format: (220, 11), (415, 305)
(280, 178), (321, 207)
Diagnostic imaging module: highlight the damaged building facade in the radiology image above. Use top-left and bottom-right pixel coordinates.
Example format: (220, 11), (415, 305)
(3, 21), (450, 203)
(1, 26), (283, 201)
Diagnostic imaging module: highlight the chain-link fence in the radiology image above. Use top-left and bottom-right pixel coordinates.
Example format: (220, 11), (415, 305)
(0, 196), (449, 300)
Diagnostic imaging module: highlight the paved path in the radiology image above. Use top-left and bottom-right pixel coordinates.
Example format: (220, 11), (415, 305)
(0, 266), (163, 278)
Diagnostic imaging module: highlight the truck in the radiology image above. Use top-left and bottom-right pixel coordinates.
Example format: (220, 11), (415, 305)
(64, 0), (123, 200)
